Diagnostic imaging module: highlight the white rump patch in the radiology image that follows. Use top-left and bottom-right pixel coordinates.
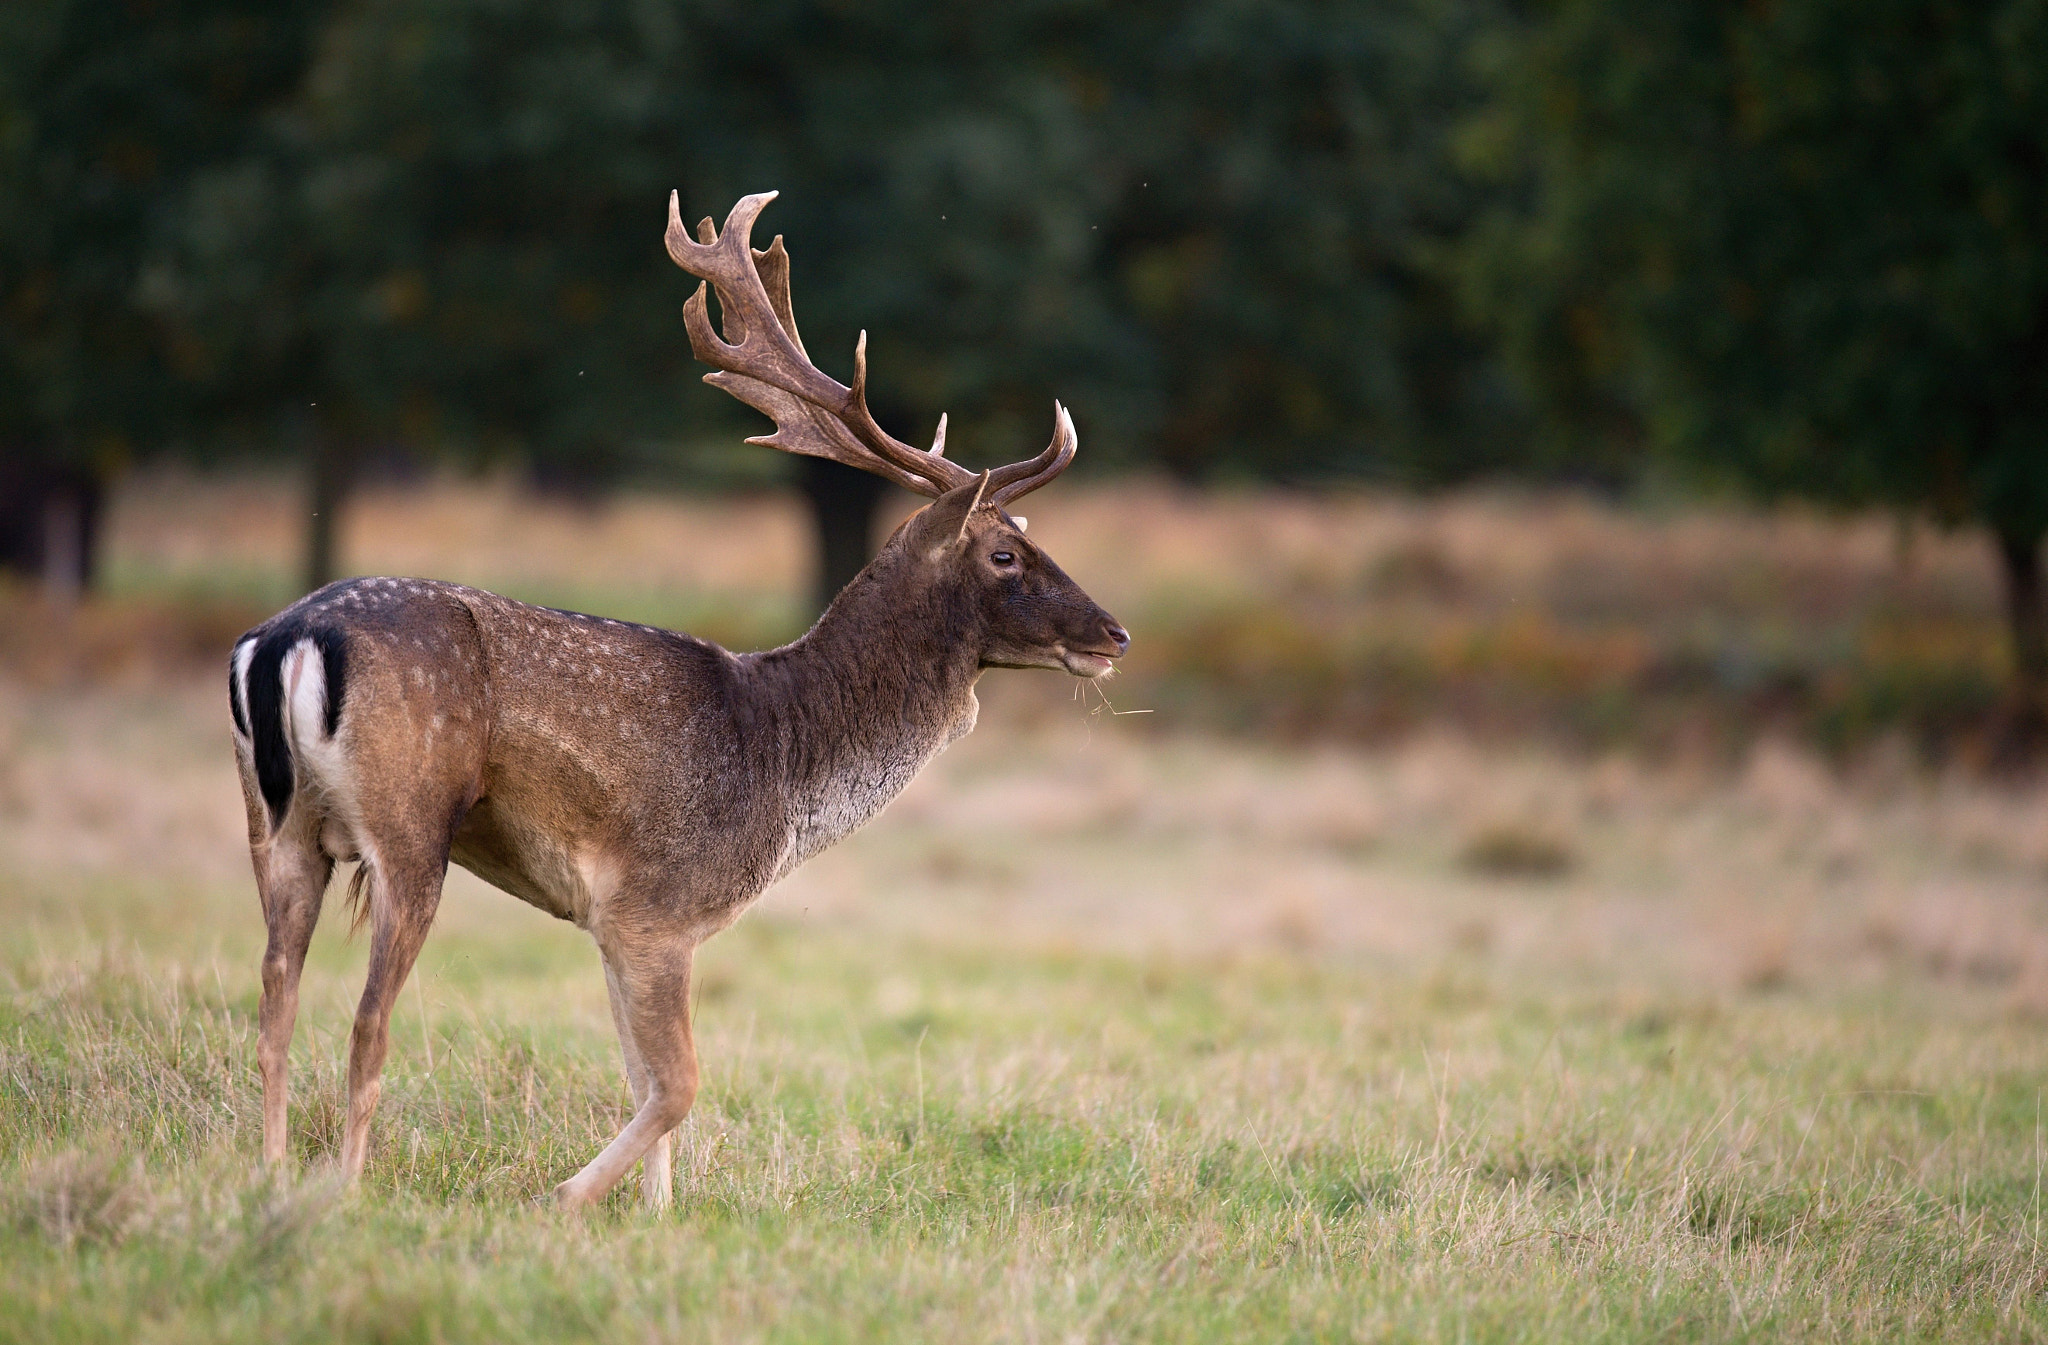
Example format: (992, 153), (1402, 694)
(281, 640), (329, 746)
(280, 637), (360, 844)
(231, 638), (258, 741)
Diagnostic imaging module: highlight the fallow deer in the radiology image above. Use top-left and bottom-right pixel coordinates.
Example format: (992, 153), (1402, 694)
(228, 191), (1128, 1209)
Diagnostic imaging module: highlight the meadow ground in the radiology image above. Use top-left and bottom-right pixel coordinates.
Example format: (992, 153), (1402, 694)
(3, 477), (2048, 1341)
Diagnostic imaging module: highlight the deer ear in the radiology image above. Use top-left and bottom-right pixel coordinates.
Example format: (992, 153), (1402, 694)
(912, 471), (990, 555)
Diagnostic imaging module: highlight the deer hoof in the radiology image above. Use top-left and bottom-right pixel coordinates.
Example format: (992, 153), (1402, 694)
(548, 1180), (596, 1210)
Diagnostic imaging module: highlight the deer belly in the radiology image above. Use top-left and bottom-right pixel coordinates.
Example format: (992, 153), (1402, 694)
(449, 801), (592, 924)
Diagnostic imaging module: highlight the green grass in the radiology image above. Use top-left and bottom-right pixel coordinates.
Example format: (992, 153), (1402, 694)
(5, 621), (2048, 1340)
(4, 871), (2047, 1342)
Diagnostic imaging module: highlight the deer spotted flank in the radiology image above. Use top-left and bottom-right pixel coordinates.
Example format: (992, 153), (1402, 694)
(229, 192), (1129, 1209)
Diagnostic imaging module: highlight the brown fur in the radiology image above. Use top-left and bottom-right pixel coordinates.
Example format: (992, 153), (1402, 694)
(231, 489), (1126, 1207)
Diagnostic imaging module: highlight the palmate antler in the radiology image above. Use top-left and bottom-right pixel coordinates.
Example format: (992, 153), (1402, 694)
(665, 191), (1076, 505)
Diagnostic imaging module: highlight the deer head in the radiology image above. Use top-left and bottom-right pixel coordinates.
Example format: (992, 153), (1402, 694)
(666, 191), (1128, 678)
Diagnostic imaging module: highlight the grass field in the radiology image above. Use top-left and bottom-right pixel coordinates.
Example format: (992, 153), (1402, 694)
(4, 478), (2048, 1341)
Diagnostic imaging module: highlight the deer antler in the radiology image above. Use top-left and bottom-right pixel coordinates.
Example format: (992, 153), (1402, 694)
(666, 191), (1076, 504)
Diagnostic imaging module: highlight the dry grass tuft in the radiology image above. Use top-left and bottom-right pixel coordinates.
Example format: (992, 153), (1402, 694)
(1459, 822), (1578, 879)
(13, 1147), (145, 1249)
(233, 1173), (344, 1272)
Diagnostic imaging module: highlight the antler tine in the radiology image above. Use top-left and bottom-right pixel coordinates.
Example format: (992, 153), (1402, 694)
(667, 191), (972, 497)
(754, 236), (805, 358)
(669, 192), (1083, 508)
(988, 402), (1078, 506)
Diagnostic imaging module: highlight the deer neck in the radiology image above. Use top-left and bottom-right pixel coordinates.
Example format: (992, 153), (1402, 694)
(742, 563), (982, 869)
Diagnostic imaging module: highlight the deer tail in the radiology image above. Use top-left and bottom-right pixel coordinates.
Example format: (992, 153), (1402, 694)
(230, 620), (350, 834)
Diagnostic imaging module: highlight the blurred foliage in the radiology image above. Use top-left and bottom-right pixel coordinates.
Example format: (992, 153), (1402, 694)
(1083, 0), (1518, 482)
(0, 0), (318, 473)
(147, 0), (704, 482)
(1124, 589), (2011, 764)
(9, 0), (2044, 500)
(1458, 0), (2048, 697)
(6, 0), (2048, 708)
(9, 0), (1516, 490)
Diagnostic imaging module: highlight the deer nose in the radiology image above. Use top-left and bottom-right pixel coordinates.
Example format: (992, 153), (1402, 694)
(1101, 619), (1130, 655)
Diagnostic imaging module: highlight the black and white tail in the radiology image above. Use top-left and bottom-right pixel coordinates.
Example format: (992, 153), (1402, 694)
(229, 619), (350, 832)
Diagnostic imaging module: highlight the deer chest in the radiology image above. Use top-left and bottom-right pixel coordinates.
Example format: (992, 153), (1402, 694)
(773, 697), (975, 881)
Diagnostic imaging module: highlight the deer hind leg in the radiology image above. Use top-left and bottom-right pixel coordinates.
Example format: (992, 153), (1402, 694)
(254, 831), (332, 1167)
(556, 936), (698, 1209)
(602, 954), (673, 1210)
(337, 844), (448, 1183)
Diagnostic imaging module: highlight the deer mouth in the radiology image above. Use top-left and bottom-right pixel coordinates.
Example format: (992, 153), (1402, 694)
(1060, 647), (1121, 678)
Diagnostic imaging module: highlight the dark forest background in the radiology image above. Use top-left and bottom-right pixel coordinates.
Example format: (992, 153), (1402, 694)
(2, 0), (2044, 714)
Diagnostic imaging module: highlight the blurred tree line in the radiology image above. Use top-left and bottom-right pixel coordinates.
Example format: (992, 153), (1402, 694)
(1463, 0), (2048, 732)
(1, 0), (2043, 719)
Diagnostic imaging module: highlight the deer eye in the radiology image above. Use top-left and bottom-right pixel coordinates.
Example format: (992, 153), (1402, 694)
(990, 550), (1016, 566)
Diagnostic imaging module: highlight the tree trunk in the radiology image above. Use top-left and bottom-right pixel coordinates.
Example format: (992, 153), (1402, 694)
(797, 455), (888, 618)
(303, 430), (353, 594)
(1994, 527), (2047, 762)
(40, 485), (85, 610)
(0, 456), (102, 603)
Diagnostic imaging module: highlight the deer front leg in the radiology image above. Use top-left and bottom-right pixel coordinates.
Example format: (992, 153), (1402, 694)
(601, 953), (674, 1210)
(255, 837), (331, 1167)
(555, 939), (697, 1210)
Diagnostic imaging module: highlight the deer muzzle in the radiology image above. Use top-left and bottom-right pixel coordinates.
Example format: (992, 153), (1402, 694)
(1061, 616), (1130, 678)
